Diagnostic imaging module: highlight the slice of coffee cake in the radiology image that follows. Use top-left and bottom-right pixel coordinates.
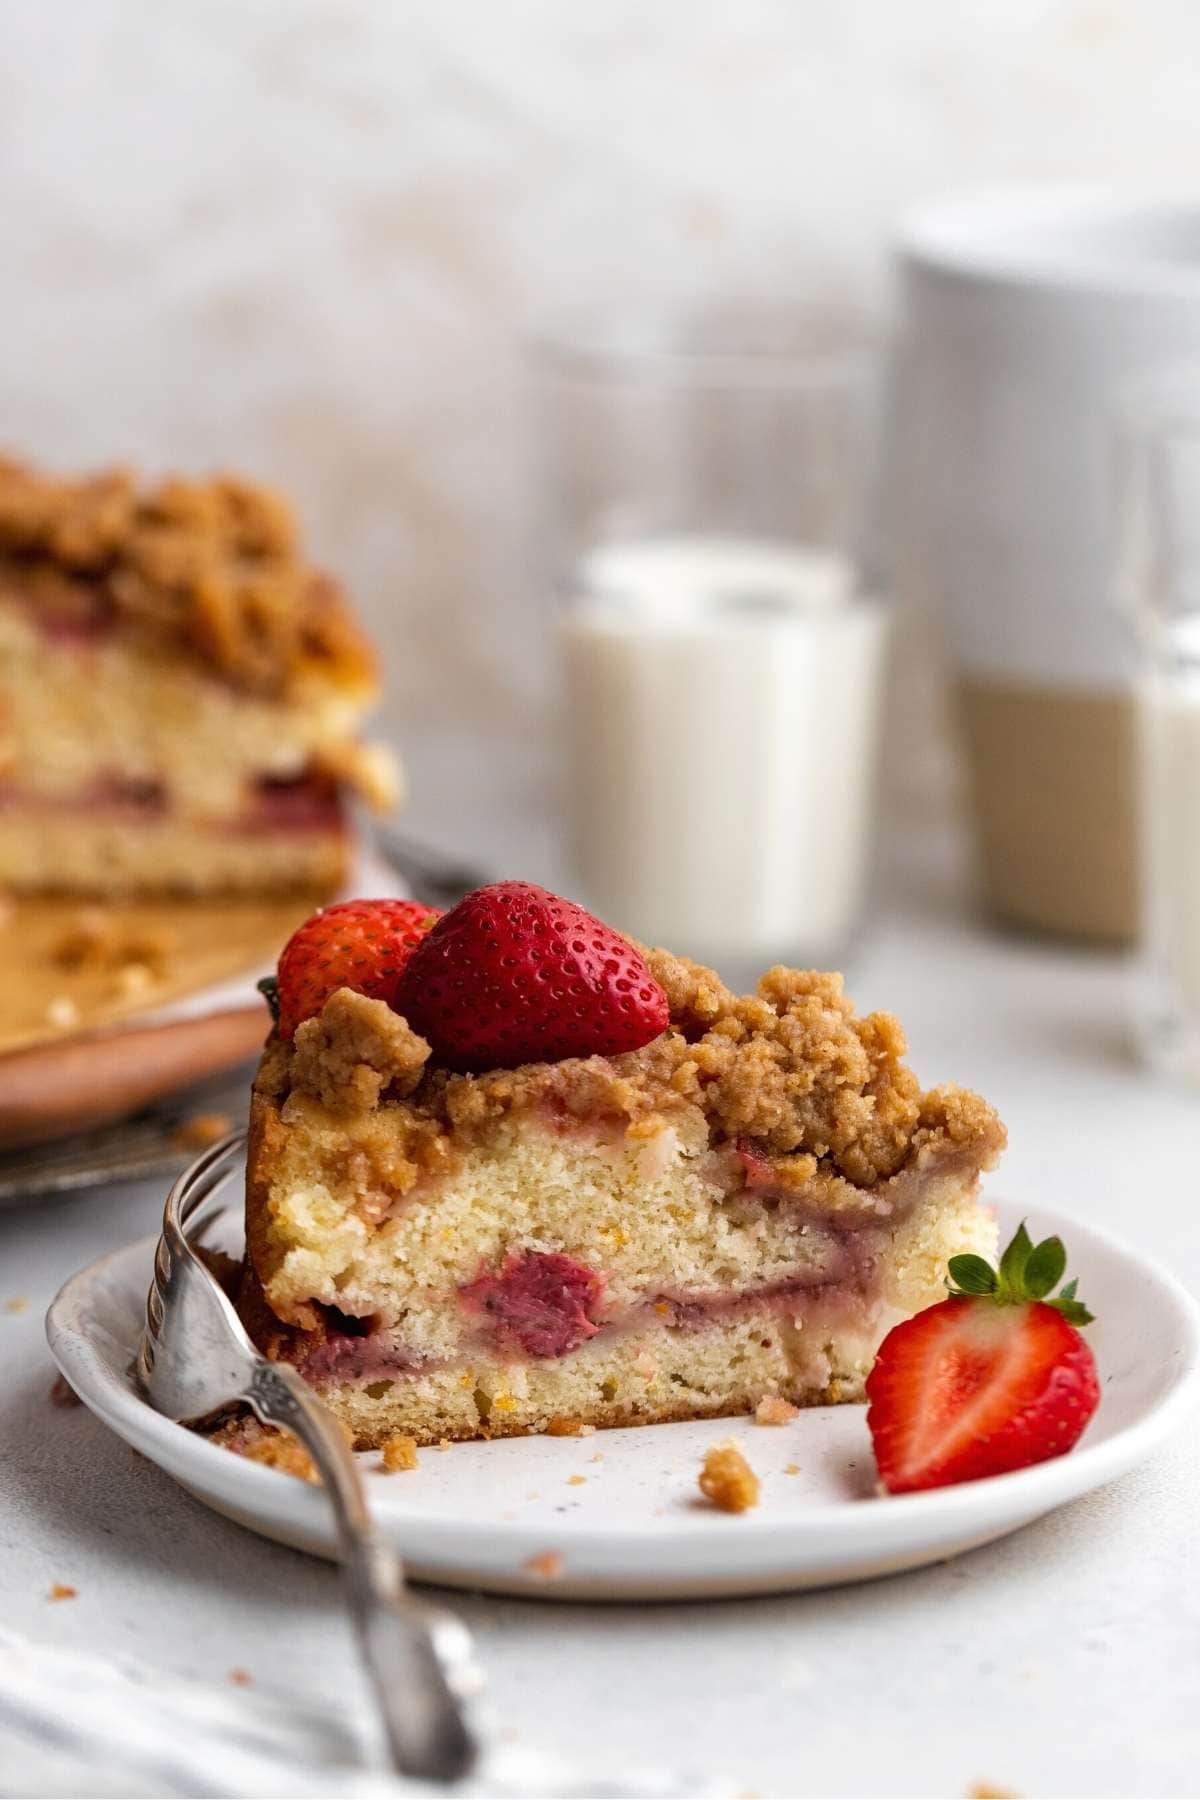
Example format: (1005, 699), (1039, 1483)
(0, 455), (396, 895)
(239, 884), (1003, 1446)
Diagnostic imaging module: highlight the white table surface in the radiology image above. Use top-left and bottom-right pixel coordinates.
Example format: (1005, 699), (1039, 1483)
(3, 838), (1199, 1800)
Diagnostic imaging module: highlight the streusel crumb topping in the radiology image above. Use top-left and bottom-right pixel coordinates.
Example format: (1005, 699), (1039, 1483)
(260, 951), (1004, 1196)
(0, 454), (374, 695)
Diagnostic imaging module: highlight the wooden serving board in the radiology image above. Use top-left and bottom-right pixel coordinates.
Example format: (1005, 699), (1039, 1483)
(0, 892), (318, 1148)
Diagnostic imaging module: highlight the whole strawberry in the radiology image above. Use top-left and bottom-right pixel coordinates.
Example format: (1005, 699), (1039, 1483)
(270, 898), (443, 1040)
(866, 1223), (1100, 1494)
(394, 880), (669, 1070)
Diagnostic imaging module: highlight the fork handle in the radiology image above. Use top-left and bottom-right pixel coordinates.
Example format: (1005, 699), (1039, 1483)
(246, 1361), (477, 1783)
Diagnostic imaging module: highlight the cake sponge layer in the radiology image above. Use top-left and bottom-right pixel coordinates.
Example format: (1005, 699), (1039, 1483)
(243, 1095), (997, 1445)
(0, 812), (350, 896)
(258, 1168), (994, 1448)
(0, 603), (379, 819)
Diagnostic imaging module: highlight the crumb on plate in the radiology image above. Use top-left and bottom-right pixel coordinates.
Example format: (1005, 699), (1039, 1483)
(5, 1296), (28, 1314)
(381, 1433), (419, 1472)
(566, 1474), (587, 1486)
(240, 1431), (318, 1484)
(523, 1550), (564, 1581)
(229, 1668), (253, 1687)
(48, 1583), (77, 1602)
(698, 1440), (760, 1513)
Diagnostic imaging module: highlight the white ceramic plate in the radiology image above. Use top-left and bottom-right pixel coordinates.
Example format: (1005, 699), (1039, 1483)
(46, 1199), (1200, 1600)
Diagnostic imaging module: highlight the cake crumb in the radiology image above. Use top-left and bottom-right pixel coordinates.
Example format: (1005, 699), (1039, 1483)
(46, 996), (79, 1030)
(115, 960), (156, 998)
(52, 910), (175, 978)
(50, 1374), (81, 1408)
(171, 1111), (234, 1152)
(523, 1550), (564, 1580)
(966, 1785), (1019, 1799)
(589, 1452), (605, 1463)
(229, 1668), (253, 1687)
(783, 1463), (801, 1475)
(289, 987), (431, 1114)
(436, 1437), (451, 1451)
(698, 1440), (760, 1513)
(566, 1474), (587, 1487)
(755, 1394), (799, 1425)
(241, 1432), (318, 1483)
(5, 1296), (28, 1314)
(48, 1583), (77, 1602)
(545, 1415), (583, 1436)
(578, 1424), (596, 1436)
(381, 1433), (419, 1473)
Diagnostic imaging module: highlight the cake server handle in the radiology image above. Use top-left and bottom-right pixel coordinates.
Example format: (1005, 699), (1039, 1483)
(245, 1361), (479, 1783)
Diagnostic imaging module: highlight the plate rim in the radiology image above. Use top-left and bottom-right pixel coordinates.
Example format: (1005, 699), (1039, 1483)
(44, 1199), (1200, 1585)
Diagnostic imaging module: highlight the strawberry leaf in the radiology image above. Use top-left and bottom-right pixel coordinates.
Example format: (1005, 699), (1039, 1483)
(942, 1224), (1095, 1325)
(1049, 1293), (1096, 1327)
(998, 1221), (1034, 1300)
(256, 975), (280, 1023)
(1024, 1235), (1067, 1300)
(946, 1255), (999, 1297)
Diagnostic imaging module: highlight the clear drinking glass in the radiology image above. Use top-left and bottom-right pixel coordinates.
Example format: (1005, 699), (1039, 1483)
(531, 316), (890, 983)
(1116, 369), (1200, 1085)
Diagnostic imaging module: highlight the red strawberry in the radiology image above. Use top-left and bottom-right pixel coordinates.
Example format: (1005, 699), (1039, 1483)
(866, 1223), (1100, 1494)
(736, 1136), (776, 1191)
(394, 880), (669, 1070)
(271, 898), (443, 1039)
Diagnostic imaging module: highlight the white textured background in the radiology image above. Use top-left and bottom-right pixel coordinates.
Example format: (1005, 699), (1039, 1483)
(4, 0), (1200, 863)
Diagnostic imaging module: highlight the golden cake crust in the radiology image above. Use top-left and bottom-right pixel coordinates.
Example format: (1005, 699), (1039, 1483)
(255, 956), (1005, 1193)
(0, 454), (376, 697)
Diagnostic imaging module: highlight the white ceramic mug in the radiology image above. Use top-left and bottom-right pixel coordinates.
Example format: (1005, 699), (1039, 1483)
(895, 186), (1200, 941)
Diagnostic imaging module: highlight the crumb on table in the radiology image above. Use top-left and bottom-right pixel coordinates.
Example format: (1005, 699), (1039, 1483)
(48, 1583), (77, 1602)
(381, 1433), (419, 1472)
(523, 1550), (565, 1581)
(698, 1440), (760, 1513)
(755, 1394), (799, 1425)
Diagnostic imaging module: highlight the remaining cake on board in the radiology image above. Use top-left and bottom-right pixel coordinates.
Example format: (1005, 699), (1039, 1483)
(0, 454), (397, 896)
(236, 884), (1005, 1448)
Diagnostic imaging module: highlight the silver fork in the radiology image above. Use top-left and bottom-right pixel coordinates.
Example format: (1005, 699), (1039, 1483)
(136, 1131), (480, 1784)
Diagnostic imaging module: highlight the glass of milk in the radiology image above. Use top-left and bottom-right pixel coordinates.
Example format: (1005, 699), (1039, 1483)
(533, 318), (890, 979)
(1117, 371), (1200, 1086)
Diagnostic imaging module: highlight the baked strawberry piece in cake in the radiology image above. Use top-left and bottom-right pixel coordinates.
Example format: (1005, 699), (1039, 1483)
(0, 455), (395, 895)
(239, 883), (1005, 1447)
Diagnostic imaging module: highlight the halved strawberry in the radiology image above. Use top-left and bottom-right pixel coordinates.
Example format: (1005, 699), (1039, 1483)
(394, 880), (669, 1071)
(866, 1223), (1100, 1494)
(269, 897), (443, 1039)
